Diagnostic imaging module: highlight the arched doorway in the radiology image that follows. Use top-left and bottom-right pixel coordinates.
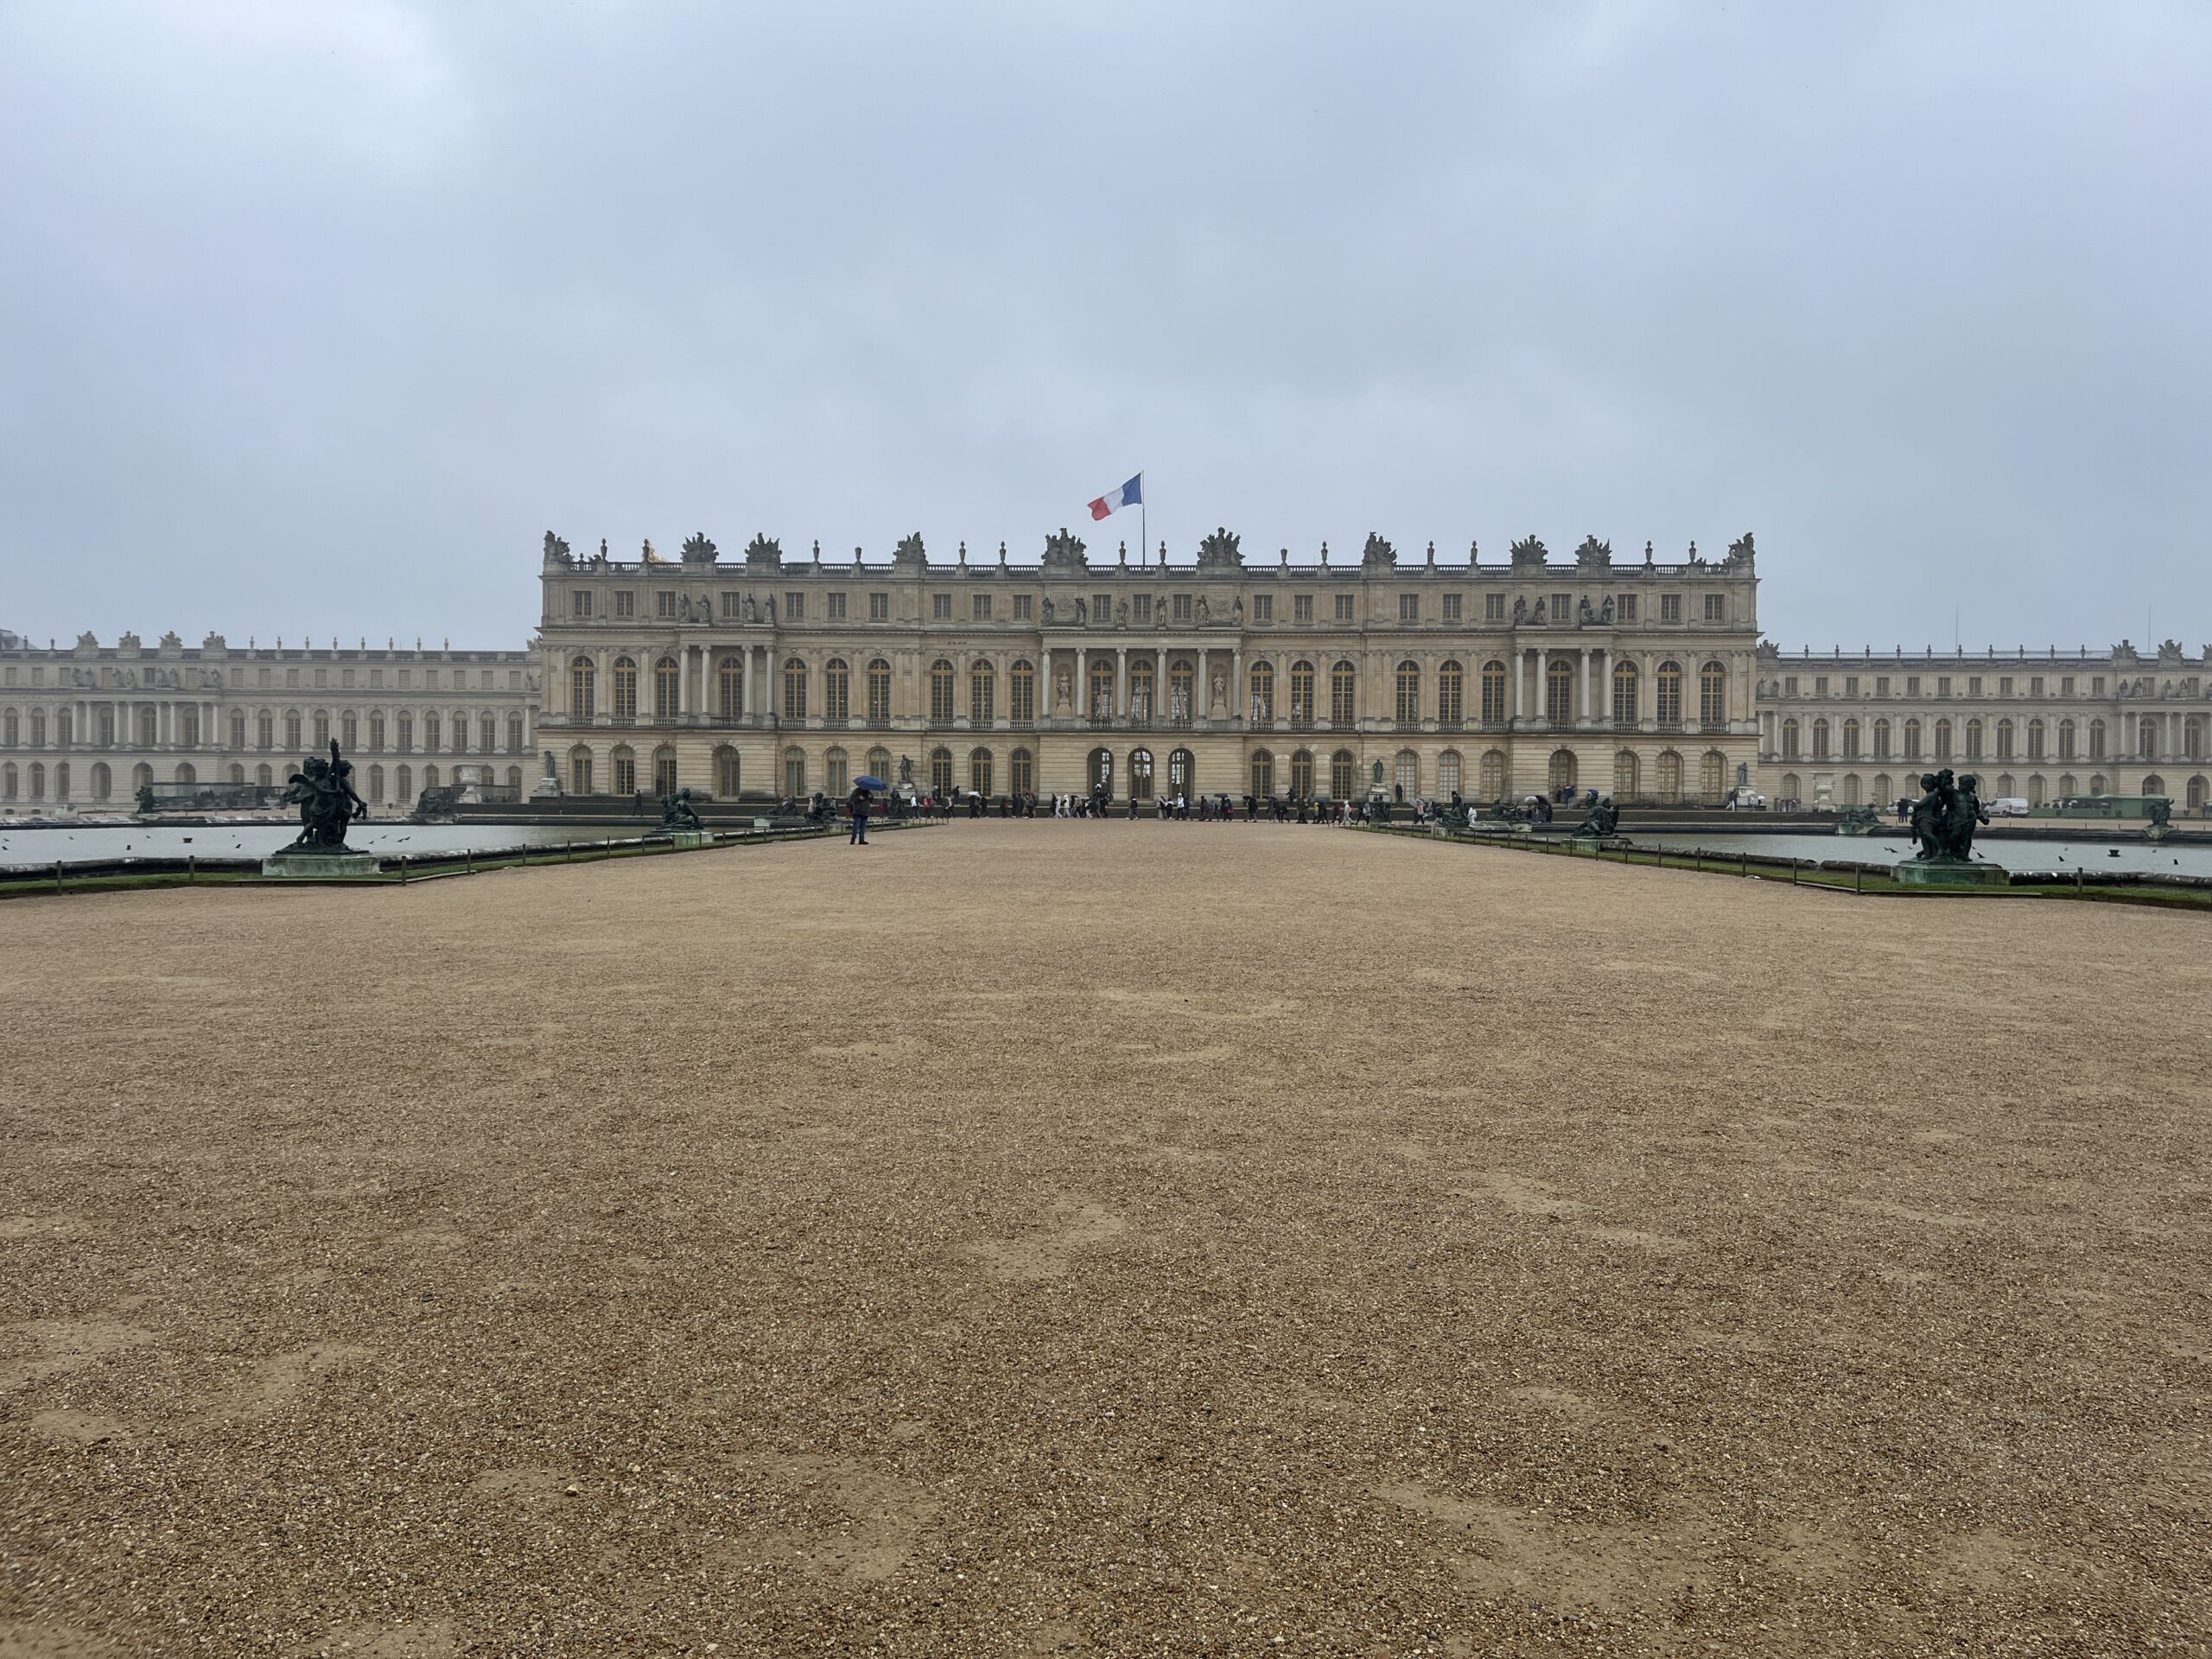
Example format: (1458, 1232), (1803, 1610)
(1329, 749), (1356, 799)
(1087, 747), (1115, 799)
(1394, 749), (1417, 801)
(715, 746), (741, 797)
(1129, 747), (1156, 799)
(1289, 749), (1314, 798)
(1166, 747), (1193, 798)
(1548, 748), (1577, 793)
(1614, 750), (1639, 801)
(788, 747), (812, 798)
(1250, 749), (1274, 798)
(1478, 749), (1506, 800)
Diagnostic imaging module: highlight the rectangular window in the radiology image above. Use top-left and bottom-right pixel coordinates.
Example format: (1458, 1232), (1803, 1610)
(933, 594), (952, 620)
(614, 591), (636, 617)
(870, 592), (890, 622)
(2030, 677), (2043, 696)
(423, 670), (437, 690)
(1253, 594), (1274, 623)
(1704, 594), (1726, 621)
(721, 591), (741, 618)
(1815, 677), (1828, 696)
(1660, 594), (1681, 623)
(286, 667), (300, 687)
(1294, 594), (1314, 625)
(1441, 594), (1461, 623)
(1013, 594), (1032, 621)
(1550, 594), (1570, 622)
(314, 667), (328, 688)
(1618, 594), (1637, 623)
(972, 594), (992, 621)
(1334, 594), (1355, 623)
(828, 592), (847, 620)
(1399, 594), (1419, 623)
(656, 591), (678, 619)
(1937, 677), (1952, 696)
(398, 670), (411, 688)
(1906, 676), (1920, 695)
(784, 592), (804, 620)
(1784, 677), (1798, 696)
(1875, 677), (1890, 695)
(1092, 593), (1111, 620)
(2060, 676), (2074, 696)
(1999, 676), (2013, 695)
(1135, 594), (1152, 624)
(572, 590), (593, 617)
(1968, 676), (1982, 696)
(1173, 594), (1194, 623)
(1844, 676), (1858, 696)
(2091, 677), (2104, 694)
(1484, 593), (1506, 622)
(340, 669), (355, 688)
(370, 669), (384, 687)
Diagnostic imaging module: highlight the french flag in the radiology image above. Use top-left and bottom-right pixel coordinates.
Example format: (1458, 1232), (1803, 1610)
(1086, 473), (1142, 521)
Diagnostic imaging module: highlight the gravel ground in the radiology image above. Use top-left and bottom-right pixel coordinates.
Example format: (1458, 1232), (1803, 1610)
(1, 821), (2207, 1658)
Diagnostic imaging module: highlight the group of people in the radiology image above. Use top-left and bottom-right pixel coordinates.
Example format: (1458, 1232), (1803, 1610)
(838, 785), (1446, 836)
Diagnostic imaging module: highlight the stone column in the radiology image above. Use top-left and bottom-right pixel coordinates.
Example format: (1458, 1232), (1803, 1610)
(1510, 648), (1523, 721)
(1076, 648), (1088, 719)
(1116, 647), (1128, 717)
(1535, 649), (1549, 727)
(1579, 648), (1592, 728)
(1231, 648), (1243, 725)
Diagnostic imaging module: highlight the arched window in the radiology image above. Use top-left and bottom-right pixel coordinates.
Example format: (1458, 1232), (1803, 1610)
(0, 711), (13, 748)
(2188, 716), (2205, 760)
(1251, 749), (1275, 798)
(1159, 658), (1184, 725)
(2139, 717), (2158, 759)
(1166, 748), (1193, 796)
(787, 747), (811, 797)
(1131, 747), (1158, 798)
(91, 761), (111, 801)
(1611, 660), (1638, 726)
(1290, 748), (1314, 798)
(2058, 772), (2077, 798)
(340, 712), (359, 750)
(867, 658), (893, 723)
(783, 658), (809, 720)
(1656, 749), (1682, 803)
(1812, 719), (1830, 760)
(1614, 750), (1639, 800)
(570, 656), (597, 719)
(652, 745), (677, 797)
(53, 762), (69, 799)
(396, 713), (415, 753)
(228, 709), (245, 749)
(1086, 747), (1114, 798)
(1904, 718), (1923, 760)
(2057, 718), (2075, 760)
(654, 657), (680, 721)
(611, 745), (637, 796)
(366, 712), (384, 751)
(718, 657), (745, 721)
(1996, 718), (2015, 760)
(1394, 748), (1418, 799)
(824, 746), (850, 796)
(1935, 718), (1953, 760)
(479, 715), (496, 753)
(1840, 772), (1861, 806)
(1780, 771), (1801, 803)
(1249, 660), (1275, 722)
(1395, 661), (1421, 726)
(1480, 659), (1509, 726)
(2143, 772), (2166, 797)
(1438, 661), (1464, 725)
(1087, 658), (1115, 721)
(611, 657), (639, 722)
(968, 747), (993, 797)
(1700, 750), (1726, 804)
(1290, 661), (1317, 728)
(1329, 748), (1356, 799)
(824, 658), (851, 721)
(1841, 719), (1860, 760)
(130, 761), (152, 793)
(1009, 660), (1034, 726)
(506, 764), (522, 793)
(1994, 772), (2015, 798)
(0, 763), (14, 800)
(285, 710), (304, 750)
(1965, 718), (1985, 760)
(1873, 772), (1892, 805)
(366, 764), (385, 803)
(310, 710), (330, 749)
(138, 706), (158, 747)
(423, 713), (440, 753)
(567, 747), (592, 794)
(1437, 750), (1461, 797)
(2027, 773), (2046, 807)
(1330, 661), (1357, 726)
(1548, 748), (1577, 792)
(1699, 661), (1726, 728)
(1478, 749), (1506, 800)
(255, 763), (272, 787)
(1010, 747), (1034, 796)
(1782, 718), (1800, 759)
(1546, 658), (1573, 725)
(2188, 774), (2208, 810)
(2089, 773), (2107, 797)
(868, 747), (892, 785)
(507, 715), (524, 753)
(1655, 661), (1683, 727)
(714, 745), (741, 797)
(969, 659), (994, 724)
(1873, 718), (1891, 760)
(2088, 718), (2106, 760)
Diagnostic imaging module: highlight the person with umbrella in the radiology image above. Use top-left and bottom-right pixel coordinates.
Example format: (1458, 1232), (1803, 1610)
(849, 774), (884, 845)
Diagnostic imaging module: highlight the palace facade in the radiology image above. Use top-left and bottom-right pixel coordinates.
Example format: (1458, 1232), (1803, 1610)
(531, 529), (1763, 807)
(7, 529), (2205, 817)
(0, 630), (537, 810)
(1754, 641), (2212, 813)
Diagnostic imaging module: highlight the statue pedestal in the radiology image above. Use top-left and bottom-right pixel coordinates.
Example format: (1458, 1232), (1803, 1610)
(1894, 858), (2008, 889)
(666, 830), (709, 849)
(531, 779), (563, 798)
(263, 849), (384, 880)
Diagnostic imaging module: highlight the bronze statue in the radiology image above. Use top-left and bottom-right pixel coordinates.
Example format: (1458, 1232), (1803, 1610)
(280, 740), (368, 850)
(1908, 768), (1986, 861)
(1572, 798), (1620, 839)
(660, 786), (702, 832)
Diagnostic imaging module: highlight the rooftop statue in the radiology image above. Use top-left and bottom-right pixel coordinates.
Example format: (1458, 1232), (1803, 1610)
(642, 537), (664, 563)
(1509, 535), (1548, 568)
(1725, 531), (1757, 568)
(680, 532), (718, 565)
(1043, 527), (1088, 570)
(543, 531), (573, 565)
(1196, 527), (1243, 569)
(1573, 534), (1612, 568)
(744, 533), (784, 570)
(1361, 532), (1395, 569)
(893, 531), (928, 569)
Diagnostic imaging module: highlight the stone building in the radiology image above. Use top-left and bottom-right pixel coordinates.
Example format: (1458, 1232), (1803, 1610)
(1754, 640), (2212, 812)
(531, 528), (1764, 806)
(0, 630), (537, 810)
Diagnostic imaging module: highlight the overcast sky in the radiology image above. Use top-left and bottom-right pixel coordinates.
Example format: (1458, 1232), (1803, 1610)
(2, 3), (2206, 653)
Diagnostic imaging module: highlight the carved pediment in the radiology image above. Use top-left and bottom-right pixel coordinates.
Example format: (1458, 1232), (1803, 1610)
(1509, 535), (1548, 569)
(680, 531), (718, 565)
(1197, 526), (1243, 569)
(1573, 535), (1612, 568)
(1042, 528), (1088, 570)
(1361, 532), (1395, 569)
(744, 533), (784, 570)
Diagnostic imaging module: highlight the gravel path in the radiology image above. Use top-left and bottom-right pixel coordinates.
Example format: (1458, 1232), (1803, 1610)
(2, 822), (2207, 1656)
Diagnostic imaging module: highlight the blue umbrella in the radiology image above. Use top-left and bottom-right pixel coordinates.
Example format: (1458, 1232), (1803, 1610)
(854, 775), (887, 791)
